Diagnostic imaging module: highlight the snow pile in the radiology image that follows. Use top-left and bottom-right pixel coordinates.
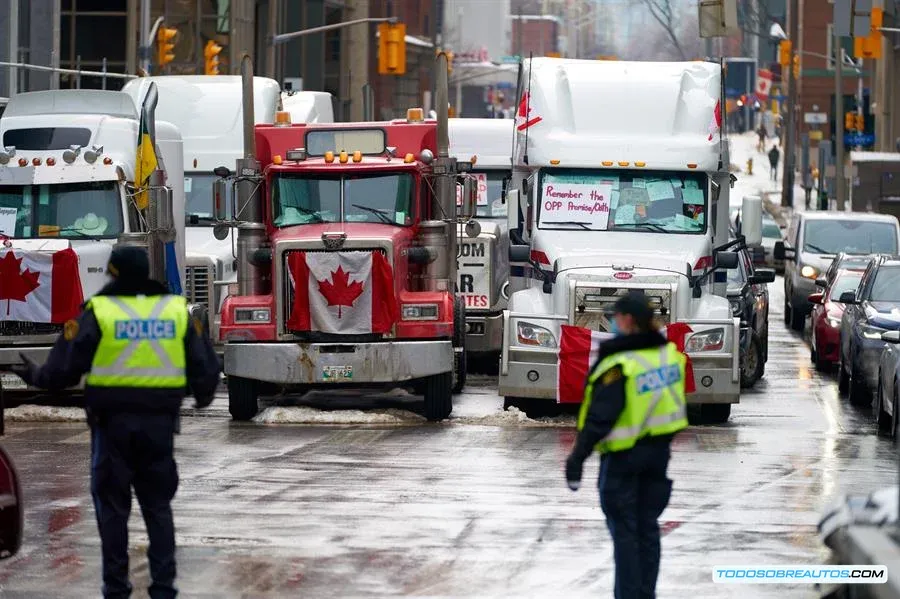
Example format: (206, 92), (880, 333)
(253, 406), (426, 425)
(4, 405), (86, 422)
(453, 407), (575, 427)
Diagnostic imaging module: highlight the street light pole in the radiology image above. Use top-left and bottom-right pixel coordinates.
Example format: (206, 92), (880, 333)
(835, 43), (846, 211)
(781, 0), (799, 208)
(272, 17), (397, 45)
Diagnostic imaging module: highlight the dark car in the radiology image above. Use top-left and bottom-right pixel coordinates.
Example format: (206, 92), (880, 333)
(727, 241), (775, 388)
(0, 382), (23, 559)
(838, 255), (900, 405)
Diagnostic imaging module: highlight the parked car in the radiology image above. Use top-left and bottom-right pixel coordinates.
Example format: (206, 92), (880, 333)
(838, 255), (900, 405)
(760, 216), (785, 271)
(727, 241), (775, 388)
(775, 212), (900, 333)
(817, 252), (877, 291)
(809, 270), (864, 371)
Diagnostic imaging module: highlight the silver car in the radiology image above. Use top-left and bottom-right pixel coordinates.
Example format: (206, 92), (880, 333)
(760, 217), (784, 272)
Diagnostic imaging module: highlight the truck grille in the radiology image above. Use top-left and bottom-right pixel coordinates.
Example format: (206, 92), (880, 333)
(0, 321), (64, 336)
(185, 265), (213, 308)
(282, 248), (388, 337)
(572, 285), (673, 332)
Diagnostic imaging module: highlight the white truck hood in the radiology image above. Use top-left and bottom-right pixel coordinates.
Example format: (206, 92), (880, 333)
(7, 239), (113, 300)
(536, 231), (710, 276)
(184, 227), (235, 276)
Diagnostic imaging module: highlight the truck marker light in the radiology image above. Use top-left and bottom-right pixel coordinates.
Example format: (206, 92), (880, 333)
(550, 159), (560, 165)
(193, 158), (198, 168)
(32, 158), (41, 166)
(470, 155), (477, 165)
(352, 151), (362, 163)
(404, 153), (415, 163)
(634, 161), (646, 167)
(339, 151), (349, 163)
(18, 158), (27, 167)
(103, 157), (113, 165)
(694, 256), (712, 271)
(325, 151), (335, 163)
(46, 157), (55, 166)
(618, 161), (629, 166)
(687, 163), (698, 169)
(406, 108), (424, 122)
(274, 111), (291, 127)
(530, 250), (550, 265)
(601, 161), (613, 166)
(272, 155), (283, 165)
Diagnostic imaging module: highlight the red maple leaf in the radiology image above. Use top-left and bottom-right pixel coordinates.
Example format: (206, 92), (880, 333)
(0, 252), (41, 315)
(317, 265), (364, 318)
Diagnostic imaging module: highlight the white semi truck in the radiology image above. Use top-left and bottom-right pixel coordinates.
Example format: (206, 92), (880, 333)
(0, 86), (190, 388)
(449, 118), (512, 370)
(499, 58), (762, 423)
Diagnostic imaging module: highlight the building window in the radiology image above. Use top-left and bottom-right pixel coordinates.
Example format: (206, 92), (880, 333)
(825, 23), (855, 70)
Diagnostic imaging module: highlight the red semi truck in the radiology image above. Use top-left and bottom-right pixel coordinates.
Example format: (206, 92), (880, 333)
(213, 54), (475, 421)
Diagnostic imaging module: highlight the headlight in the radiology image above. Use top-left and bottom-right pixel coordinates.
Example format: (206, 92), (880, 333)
(800, 265), (818, 279)
(729, 299), (743, 316)
(234, 308), (270, 323)
(685, 328), (725, 352)
(401, 303), (439, 320)
(862, 324), (887, 339)
(516, 321), (557, 348)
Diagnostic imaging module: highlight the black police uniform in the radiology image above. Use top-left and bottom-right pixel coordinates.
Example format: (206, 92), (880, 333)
(13, 247), (221, 599)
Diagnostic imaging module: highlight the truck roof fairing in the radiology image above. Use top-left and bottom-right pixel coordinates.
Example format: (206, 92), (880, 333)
(449, 118), (512, 169)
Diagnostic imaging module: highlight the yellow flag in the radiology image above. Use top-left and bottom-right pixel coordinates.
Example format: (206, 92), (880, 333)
(134, 114), (158, 211)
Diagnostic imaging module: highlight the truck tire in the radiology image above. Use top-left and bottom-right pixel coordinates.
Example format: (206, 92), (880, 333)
(423, 371), (452, 421)
(740, 329), (764, 389)
(701, 403), (731, 424)
(452, 297), (467, 394)
(228, 376), (260, 421)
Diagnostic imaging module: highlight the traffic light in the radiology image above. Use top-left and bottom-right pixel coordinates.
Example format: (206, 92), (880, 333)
(204, 40), (222, 75)
(377, 23), (406, 75)
(156, 27), (177, 69)
(855, 113), (865, 131)
(792, 54), (800, 79)
(778, 40), (792, 66)
(853, 7), (883, 59)
(845, 112), (856, 131)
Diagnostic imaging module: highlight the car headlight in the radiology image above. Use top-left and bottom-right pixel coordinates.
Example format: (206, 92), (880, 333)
(862, 324), (887, 339)
(516, 321), (557, 348)
(234, 308), (270, 323)
(800, 265), (818, 279)
(401, 303), (439, 320)
(685, 328), (725, 352)
(729, 298), (743, 316)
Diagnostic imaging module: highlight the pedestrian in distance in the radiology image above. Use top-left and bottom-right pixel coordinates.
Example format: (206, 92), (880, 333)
(8, 246), (221, 599)
(757, 124), (767, 153)
(768, 143), (780, 182)
(565, 291), (688, 599)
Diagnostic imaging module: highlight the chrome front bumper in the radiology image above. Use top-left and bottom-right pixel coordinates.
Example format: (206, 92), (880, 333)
(464, 312), (504, 354)
(497, 311), (741, 404)
(0, 345), (84, 391)
(224, 340), (453, 384)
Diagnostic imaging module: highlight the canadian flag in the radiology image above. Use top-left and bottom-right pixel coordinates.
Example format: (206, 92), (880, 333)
(556, 323), (696, 404)
(0, 248), (83, 323)
(287, 250), (399, 334)
(756, 69), (773, 102)
(516, 91), (542, 131)
(707, 100), (722, 141)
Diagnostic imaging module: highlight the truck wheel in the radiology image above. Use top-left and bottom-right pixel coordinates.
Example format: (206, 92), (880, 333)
(740, 330), (764, 389)
(701, 403), (731, 424)
(227, 376), (259, 421)
(423, 372), (452, 421)
(452, 297), (467, 394)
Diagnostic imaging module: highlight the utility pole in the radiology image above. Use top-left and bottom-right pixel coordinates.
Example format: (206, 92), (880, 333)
(266, 0), (278, 79)
(7, 0), (18, 96)
(835, 43), (846, 210)
(781, 0), (800, 208)
(139, 0), (150, 74)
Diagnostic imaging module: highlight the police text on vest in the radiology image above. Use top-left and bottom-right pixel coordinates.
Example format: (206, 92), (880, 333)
(114, 319), (177, 340)
(636, 365), (681, 393)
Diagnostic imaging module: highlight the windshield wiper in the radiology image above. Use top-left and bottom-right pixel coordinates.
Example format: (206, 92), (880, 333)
(615, 222), (671, 233)
(50, 227), (105, 239)
(351, 204), (393, 225)
(804, 243), (830, 253)
(542, 220), (591, 230)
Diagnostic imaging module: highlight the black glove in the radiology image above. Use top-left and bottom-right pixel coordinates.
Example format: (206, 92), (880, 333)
(8, 353), (38, 386)
(565, 453), (584, 491)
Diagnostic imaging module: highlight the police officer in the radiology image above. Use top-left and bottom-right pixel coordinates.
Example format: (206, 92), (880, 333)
(565, 291), (688, 599)
(10, 246), (221, 599)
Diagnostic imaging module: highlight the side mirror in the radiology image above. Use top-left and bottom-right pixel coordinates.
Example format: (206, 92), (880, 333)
(213, 165), (231, 178)
(751, 267), (776, 284)
(149, 186), (174, 230)
(740, 195), (763, 246)
(506, 189), (521, 239)
(807, 292), (824, 304)
(509, 244), (530, 263)
(715, 250), (739, 269)
(839, 291), (858, 304)
(882, 330), (900, 343)
(815, 277), (828, 288)
(773, 241), (794, 260)
(213, 179), (228, 221)
(0, 444), (23, 559)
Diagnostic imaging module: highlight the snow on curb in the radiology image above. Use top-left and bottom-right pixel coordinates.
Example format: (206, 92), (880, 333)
(4, 405), (86, 422)
(253, 406), (426, 425)
(452, 407), (575, 427)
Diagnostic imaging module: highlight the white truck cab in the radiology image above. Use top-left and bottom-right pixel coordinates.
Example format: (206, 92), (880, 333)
(0, 87), (186, 383)
(449, 118), (512, 369)
(281, 91), (335, 123)
(500, 58), (760, 423)
(122, 75), (284, 344)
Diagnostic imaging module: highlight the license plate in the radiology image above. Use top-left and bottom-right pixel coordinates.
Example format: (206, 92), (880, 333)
(0, 373), (26, 390)
(322, 365), (352, 382)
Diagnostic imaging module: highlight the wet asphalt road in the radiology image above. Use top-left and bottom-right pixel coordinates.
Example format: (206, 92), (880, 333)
(1, 277), (898, 598)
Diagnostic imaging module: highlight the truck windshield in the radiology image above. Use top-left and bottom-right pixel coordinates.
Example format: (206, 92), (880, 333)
(0, 181), (123, 238)
(802, 219), (897, 255)
(464, 171), (508, 218)
(184, 173), (232, 224)
(537, 169), (707, 234)
(272, 173), (414, 227)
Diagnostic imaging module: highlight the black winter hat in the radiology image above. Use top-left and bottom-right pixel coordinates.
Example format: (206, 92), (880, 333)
(612, 290), (655, 325)
(107, 245), (150, 281)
